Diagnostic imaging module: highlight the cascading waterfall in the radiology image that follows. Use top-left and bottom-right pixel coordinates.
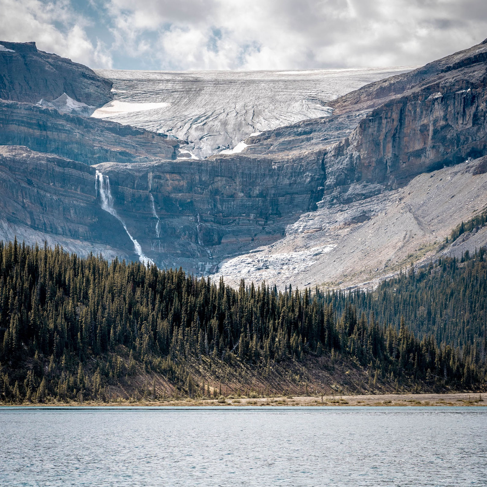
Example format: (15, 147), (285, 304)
(95, 170), (154, 266)
(197, 213), (213, 264)
(196, 213), (203, 246)
(149, 194), (161, 238)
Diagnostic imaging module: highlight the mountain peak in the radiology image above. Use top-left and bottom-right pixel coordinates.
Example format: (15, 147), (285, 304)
(0, 41), (37, 53)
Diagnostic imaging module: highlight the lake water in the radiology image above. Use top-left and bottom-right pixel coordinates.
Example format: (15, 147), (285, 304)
(1, 407), (486, 486)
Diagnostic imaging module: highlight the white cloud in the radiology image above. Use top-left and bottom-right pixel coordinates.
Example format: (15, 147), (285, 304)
(1, 0), (486, 70)
(0, 0), (113, 68)
(105, 0), (487, 70)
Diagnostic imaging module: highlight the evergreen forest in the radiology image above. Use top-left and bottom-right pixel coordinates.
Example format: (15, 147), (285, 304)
(0, 240), (485, 404)
(320, 248), (487, 351)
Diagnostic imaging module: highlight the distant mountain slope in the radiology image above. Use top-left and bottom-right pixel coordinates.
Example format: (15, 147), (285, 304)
(0, 41), (112, 106)
(0, 100), (178, 164)
(212, 40), (487, 288)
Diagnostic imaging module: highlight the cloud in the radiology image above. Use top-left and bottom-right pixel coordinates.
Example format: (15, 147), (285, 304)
(0, 0), (113, 68)
(105, 0), (487, 70)
(1, 0), (486, 70)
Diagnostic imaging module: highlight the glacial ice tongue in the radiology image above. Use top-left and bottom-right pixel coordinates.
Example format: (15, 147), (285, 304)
(96, 170), (154, 266)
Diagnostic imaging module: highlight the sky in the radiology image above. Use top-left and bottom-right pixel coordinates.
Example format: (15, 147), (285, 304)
(1, 0), (486, 71)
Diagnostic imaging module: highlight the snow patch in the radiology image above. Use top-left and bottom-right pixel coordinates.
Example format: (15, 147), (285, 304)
(427, 92), (443, 101)
(178, 149), (199, 160)
(0, 44), (15, 52)
(220, 141), (248, 154)
(92, 100), (170, 118)
(37, 93), (95, 116)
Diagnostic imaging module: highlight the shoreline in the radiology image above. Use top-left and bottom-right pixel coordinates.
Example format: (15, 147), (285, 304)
(2, 392), (485, 408)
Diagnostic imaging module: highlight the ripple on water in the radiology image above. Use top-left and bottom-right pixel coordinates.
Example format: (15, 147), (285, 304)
(0, 407), (486, 486)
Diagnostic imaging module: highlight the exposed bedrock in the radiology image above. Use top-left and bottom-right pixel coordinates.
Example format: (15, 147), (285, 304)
(0, 100), (179, 164)
(244, 39), (487, 205)
(0, 40), (487, 289)
(0, 146), (133, 259)
(212, 156), (487, 290)
(322, 69), (487, 200)
(0, 41), (112, 106)
(95, 151), (326, 273)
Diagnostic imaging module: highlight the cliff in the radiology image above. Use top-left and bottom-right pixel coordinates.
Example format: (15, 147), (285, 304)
(322, 39), (487, 197)
(96, 149), (325, 272)
(0, 146), (134, 259)
(0, 100), (179, 164)
(212, 40), (487, 287)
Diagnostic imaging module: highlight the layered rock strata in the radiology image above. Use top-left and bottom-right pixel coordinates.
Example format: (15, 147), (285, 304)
(95, 149), (325, 273)
(0, 146), (133, 259)
(0, 100), (179, 164)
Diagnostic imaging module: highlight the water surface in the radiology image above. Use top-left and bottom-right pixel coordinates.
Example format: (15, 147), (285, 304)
(1, 407), (486, 486)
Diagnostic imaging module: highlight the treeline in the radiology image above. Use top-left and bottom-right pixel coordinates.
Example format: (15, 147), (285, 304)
(320, 249), (487, 351)
(0, 240), (485, 403)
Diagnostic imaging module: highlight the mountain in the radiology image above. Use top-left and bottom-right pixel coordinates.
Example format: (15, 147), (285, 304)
(0, 40), (486, 291)
(213, 40), (487, 288)
(0, 41), (112, 106)
(0, 40), (486, 403)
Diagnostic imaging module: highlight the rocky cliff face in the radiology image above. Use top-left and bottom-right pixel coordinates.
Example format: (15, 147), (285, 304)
(95, 149), (325, 272)
(0, 146), (134, 259)
(210, 40), (487, 287)
(243, 40), (487, 201)
(0, 100), (179, 164)
(0, 41), (112, 106)
(321, 41), (487, 199)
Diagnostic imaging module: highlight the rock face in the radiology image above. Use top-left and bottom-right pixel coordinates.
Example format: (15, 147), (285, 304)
(213, 156), (487, 289)
(0, 41), (112, 106)
(245, 40), (487, 197)
(95, 150), (325, 272)
(0, 99), (179, 164)
(210, 40), (487, 287)
(322, 41), (487, 195)
(0, 146), (133, 260)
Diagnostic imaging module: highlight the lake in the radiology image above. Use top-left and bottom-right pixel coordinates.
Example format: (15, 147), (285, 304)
(1, 407), (486, 486)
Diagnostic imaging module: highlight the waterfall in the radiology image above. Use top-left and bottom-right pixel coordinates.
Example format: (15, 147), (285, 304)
(149, 194), (161, 238)
(96, 170), (154, 266)
(197, 213), (212, 262)
(196, 213), (203, 246)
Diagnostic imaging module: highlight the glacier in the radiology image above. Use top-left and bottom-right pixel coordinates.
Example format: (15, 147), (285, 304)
(93, 67), (411, 158)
